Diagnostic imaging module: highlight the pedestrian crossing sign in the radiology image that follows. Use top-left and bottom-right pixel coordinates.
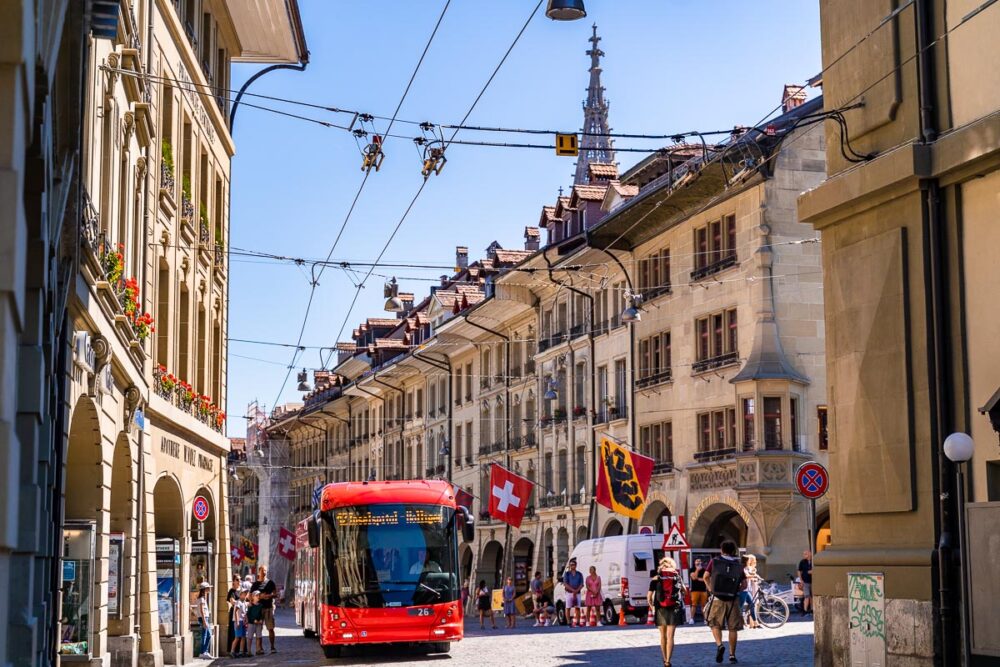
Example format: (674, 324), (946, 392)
(555, 133), (579, 156)
(662, 523), (690, 550)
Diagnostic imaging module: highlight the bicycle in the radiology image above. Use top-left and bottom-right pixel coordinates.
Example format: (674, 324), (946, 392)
(741, 579), (790, 629)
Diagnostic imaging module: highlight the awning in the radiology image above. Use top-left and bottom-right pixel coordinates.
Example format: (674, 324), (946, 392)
(224, 0), (308, 64)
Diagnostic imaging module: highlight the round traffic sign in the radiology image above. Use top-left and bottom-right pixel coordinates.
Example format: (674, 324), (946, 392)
(193, 495), (210, 522)
(795, 462), (829, 500)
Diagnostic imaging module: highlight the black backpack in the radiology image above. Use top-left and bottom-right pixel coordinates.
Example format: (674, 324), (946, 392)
(710, 557), (742, 600)
(655, 571), (680, 608)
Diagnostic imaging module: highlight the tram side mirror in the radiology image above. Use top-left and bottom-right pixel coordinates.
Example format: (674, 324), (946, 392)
(307, 512), (320, 549)
(457, 506), (475, 543)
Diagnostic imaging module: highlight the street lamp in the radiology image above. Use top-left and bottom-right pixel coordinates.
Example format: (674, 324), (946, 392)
(546, 0), (586, 21)
(621, 291), (643, 323)
(543, 377), (559, 401)
(944, 432), (974, 666)
(383, 277), (404, 313)
(296, 369), (312, 392)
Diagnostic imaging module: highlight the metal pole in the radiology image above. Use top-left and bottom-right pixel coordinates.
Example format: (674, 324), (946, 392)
(809, 498), (817, 557)
(956, 466), (971, 666)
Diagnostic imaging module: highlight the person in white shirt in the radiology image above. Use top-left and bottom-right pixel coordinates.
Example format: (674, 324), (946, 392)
(195, 582), (213, 659)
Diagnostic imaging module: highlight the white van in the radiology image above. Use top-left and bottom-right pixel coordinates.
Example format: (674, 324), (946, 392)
(553, 534), (666, 625)
(552, 538), (737, 625)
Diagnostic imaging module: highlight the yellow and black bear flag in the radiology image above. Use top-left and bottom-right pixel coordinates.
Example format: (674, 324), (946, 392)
(595, 437), (654, 520)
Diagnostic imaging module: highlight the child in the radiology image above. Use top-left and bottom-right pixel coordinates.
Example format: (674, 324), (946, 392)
(230, 589), (249, 657)
(246, 591), (264, 656)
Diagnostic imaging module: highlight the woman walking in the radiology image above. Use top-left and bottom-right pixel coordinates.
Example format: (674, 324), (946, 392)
(195, 582), (214, 659)
(740, 554), (761, 629)
(476, 579), (497, 629)
(647, 557), (686, 667)
(584, 565), (603, 626)
(502, 577), (517, 628)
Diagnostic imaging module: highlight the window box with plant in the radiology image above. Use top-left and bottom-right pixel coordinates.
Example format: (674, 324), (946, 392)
(160, 140), (175, 193)
(572, 406), (587, 419)
(198, 202), (210, 243)
(180, 175), (195, 223)
(553, 408), (567, 422)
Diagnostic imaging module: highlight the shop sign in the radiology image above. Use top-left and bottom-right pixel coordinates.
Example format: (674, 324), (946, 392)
(62, 560), (76, 582)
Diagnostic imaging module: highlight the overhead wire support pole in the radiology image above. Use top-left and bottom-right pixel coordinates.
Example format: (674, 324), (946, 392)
(542, 246), (597, 539)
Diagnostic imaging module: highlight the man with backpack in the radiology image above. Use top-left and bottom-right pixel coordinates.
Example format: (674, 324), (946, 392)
(647, 556), (686, 667)
(705, 541), (747, 664)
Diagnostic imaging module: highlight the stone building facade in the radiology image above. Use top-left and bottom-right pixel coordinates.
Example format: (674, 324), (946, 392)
(798, 1), (1000, 665)
(50, 1), (307, 665)
(1, 1), (88, 664)
(267, 92), (829, 613)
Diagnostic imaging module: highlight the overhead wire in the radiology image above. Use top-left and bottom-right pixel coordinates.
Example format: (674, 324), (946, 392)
(269, 0), (453, 405)
(326, 0), (547, 364)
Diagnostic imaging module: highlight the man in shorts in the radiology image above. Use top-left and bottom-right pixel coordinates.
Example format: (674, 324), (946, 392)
(705, 541), (747, 663)
(530, 571), (545, 626)
(689, 558), (709, 622)
(250, 565), (277, 654)
(797, 550), (813, 615)
(562, 559), (584, 627)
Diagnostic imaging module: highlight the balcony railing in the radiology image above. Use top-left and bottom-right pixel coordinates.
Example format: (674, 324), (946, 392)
(642, 284), (673, 302)
(570, 323), (586, 339)
(653, 462), (674, 474)
(539, 493), (570, 509)
(691, 254), (738, 281)
(693, 447), (736, 462)
(478, 444), (493, 457)
(692, 351), (740, 374)
(570, 493), (583, 505)
(636, 369), (673, 389)
(524, 360), (536, 376)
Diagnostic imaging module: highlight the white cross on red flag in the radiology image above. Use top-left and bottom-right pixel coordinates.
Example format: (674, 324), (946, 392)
(277, 526), (296, 561)
(488, 463), (534, 528)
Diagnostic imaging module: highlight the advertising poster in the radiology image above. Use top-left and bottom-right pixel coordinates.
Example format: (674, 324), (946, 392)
(155, 540), (178, 636)
(108, 533), (124, 618)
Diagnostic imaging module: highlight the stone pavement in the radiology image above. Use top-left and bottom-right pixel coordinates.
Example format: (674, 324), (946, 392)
(207, 608), (815, 666)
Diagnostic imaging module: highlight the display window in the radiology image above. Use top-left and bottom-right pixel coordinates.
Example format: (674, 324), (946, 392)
(156, 538), (181, 636)
(60, 522), (95, 657)
(190, 540), (215, 647)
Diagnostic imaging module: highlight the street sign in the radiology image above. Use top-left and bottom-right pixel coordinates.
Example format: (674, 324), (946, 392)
(795, 461), (830, 500)
(555, 133), (578, 156)
(193, 495), (210, 522)
(662, 522), (690, 550)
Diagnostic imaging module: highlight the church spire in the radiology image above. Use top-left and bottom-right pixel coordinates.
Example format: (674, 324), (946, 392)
(574, 24), (614, 185)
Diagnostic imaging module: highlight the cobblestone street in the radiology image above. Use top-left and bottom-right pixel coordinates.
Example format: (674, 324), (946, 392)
(206, 608), (815, 667)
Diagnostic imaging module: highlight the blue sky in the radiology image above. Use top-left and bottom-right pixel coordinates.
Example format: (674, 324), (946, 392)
(226, 0), (821, 432)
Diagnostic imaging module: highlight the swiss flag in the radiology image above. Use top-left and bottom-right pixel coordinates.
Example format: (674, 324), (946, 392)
(488, 464), (534, 528)
(277, 526), (296, 561)
(231, 545), (243, 566)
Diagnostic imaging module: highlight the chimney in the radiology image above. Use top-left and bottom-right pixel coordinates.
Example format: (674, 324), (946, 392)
(524, 226), (540, 251)
(455, 246), (469, 272)
(782, 84), (806, 113)
(440, 275), (449, 288)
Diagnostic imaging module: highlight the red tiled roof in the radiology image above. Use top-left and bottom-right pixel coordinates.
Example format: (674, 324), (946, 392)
(525, 226), (540, 238)
(366, 318), (399, 327)
(610, 181), (639, 197)
(494, 249), (532, 264)
(573, 184), (608, 201)
(336, 342), (357, 352)
(373, 338), (408, 350)
(588, 162), (619, 178)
